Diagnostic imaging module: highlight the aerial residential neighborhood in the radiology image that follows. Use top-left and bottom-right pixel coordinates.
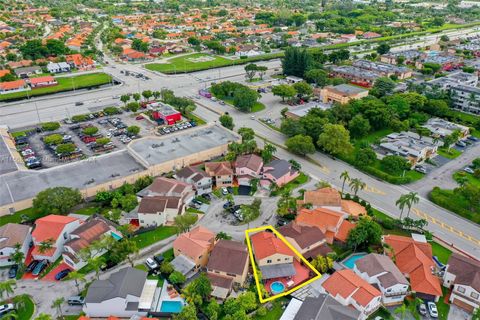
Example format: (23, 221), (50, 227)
(0, 0), (480, 319)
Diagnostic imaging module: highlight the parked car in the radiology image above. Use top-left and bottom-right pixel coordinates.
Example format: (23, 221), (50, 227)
(153, 254), (164, 265)
(467, 136), (479, 142)
(67, 296), (85, 306)
(456, 141), (466, 147)
(223, 201), (234, 209)
(415, 166), (427, 174)
(227, 187), (233, 194)
(192, 199), (203, 206)
(221, 187), (228, 196)
(32, 260), (48, 276)
(418, 303), (427, 316)
(8, 265), (18, 279)
(75, 102), (84, 106)
(135, 115), (144, 120)
(464, 167), (475, 174)
(0, 304), (15, 316)
(55, 268), (71, 280)
(427, 302), (438, 318)
(201, 193), (211, 201)
(26, 260), (39, 273)
(145, 258), (159, 271)
(100, 260), (118, 271)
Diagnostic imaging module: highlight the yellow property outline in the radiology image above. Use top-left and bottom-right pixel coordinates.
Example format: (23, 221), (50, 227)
(245, 225), (322, 303)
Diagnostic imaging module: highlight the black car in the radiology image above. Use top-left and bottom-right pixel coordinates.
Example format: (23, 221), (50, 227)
(55, 268), (71, 280)
(227, 187), (233, 194)
(8, 265), (18, 279)
(26, 260), (39, 273)
(223, 201), (234, 209)
(201, 194), (211, 201)
(229, 205), (241, 213)
(100, 260), (118, 271)
(153, 254), (165, 265)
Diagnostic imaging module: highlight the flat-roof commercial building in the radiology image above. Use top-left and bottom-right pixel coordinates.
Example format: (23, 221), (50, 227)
(0, 124), (240, 216)
(319, 84), (369, 105)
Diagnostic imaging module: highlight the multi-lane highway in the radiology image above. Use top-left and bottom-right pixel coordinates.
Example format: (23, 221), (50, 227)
(1, 27), (480, 259)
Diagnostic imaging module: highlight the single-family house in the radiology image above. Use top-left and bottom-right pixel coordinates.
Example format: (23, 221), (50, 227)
(172, 226), (215, 276)
(443, 253), (480, 313)
(278, 222), (330, 259)
(29, 76), (57, 89)
(235, 154), (263, 186)
(383, 234), (442, 302)
(83, 267), (157, 317)
(175, 166), (212, 195)
(46, 62), (71, 73)
(0, 223), (31, 267)
(353, 253), (409, 306)
(297, 187), (367, 217)
(63, 216), (122, 270)
(322, 269), (382, 319)
(206, 239), (249, 299)
(289, 294), (361, 320)
(14, 66), (41, 78)
(0, 79), (30, 95)
(204, 161), (234, 187)
(262, 159), (299, 187)
(31, 215), (82, 263)
(66, 54), (95, 70)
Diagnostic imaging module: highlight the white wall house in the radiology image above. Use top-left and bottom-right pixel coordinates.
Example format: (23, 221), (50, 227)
(0, 223), (31, 267)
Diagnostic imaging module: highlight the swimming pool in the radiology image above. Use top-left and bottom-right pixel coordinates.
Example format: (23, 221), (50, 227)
(270, 281), (286, 295)
(342, 253), (367, 269)
(160, 301), (184, 313)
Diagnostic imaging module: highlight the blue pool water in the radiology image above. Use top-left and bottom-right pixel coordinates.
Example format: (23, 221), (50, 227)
(270, 281), (286, 294)
(342, 253), (367, 269)
(111, 233), (122, 240)
(160, 301), (184, 313)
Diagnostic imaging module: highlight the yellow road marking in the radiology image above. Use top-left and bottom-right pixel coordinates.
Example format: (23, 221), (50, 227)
(363, 185), (386, 195)
(412, 208), (480, 246)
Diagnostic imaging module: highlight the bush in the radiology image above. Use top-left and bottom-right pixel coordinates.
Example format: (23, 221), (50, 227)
(43, 134), (63, 145)
(103, 106), (120, 115)
(72, 114), (88, 123)
(56, 143), (75, 154)
(41, 122), (60, 131)
(96, 137), (110, 146)
(83, 126), (99, 136)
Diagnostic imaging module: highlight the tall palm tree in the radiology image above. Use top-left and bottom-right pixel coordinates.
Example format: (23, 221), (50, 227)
(349, 178), (365, 197)
(11, 243), (25, 272)
(0, 280), (15, 299)
(394, 303), (408, 320)
(340, 171), (350, 194)
(66, 271), (86, 294)
(51, 297), (65, 319)
(405, 191), (419, 218)
(88, 257), (105, 280)
(395, 194), (409, 220)
(38, 239), (54, 254)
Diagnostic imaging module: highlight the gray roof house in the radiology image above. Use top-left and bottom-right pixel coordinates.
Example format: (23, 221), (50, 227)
(83, 267), (158, 317)
(353, 253), (409, 306)
(175, 166), (212, 195)
(291, 294), (361, 320)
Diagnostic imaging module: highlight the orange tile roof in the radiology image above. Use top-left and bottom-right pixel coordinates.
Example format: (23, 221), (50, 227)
(205, 161), (233, 176)
(383, 235), (442, 297)
(296, 207), (343, 234)
(300, 187), (342, 207)
(0, 79), (26, 90)
(335, 220), (356, 242)
(341, 200), (367, 217)
(32, 215), (78, 243)
(250, 231), (294, 260)
(173, 226), (215, 259)
(0, 69), (10, 77)
(31, 245), (56, 257)
(322, 269), (381, 307)
(30, 76), (55, 85)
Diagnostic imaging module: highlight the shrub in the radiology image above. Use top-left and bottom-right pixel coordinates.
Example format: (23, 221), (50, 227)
(72, 114), (88, 123)
(43, 134), (63, 145)
(83, 126), (99, 136)
(103, 106), (120, 115)
(41, 122), (60, 131)
(56, 143), (75, 154)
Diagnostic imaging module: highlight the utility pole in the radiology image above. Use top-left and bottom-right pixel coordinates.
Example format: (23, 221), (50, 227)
(34, 102), (41, 124)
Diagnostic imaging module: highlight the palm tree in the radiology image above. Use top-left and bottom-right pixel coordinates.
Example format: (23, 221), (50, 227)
(0, 280), (16, 299)
(405, 191), (419, 218)
(249, 178), (260, 194)
(349, 178), (365, 197)
(456, 176), (469, 187)
(394, 303), (408, 320)
(66, 270), (86, 294)
(51, 297), (65, 319)
(11, 243), (25, 272)
(88, 257), (105, 280)
(396, 194), (409, 220)
(340, 171), (350, 194)
(38, 239), (54, 254)
(1, 313), (18, 320)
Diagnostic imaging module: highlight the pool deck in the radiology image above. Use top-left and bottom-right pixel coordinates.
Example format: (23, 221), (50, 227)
(151, 280), (186, 313)
(265, 260), (311, 294)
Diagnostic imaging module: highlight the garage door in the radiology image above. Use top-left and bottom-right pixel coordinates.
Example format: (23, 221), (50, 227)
(452, 298), (475, 313)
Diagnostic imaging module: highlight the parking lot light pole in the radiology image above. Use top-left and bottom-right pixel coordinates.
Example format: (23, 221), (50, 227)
(34, 102), (41, 124)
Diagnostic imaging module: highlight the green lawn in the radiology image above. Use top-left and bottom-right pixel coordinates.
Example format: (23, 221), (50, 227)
(0, 73), (113, 102)
(1, 295), (35, 320)
(368, 307), (394, 320)
(187, 113), (206, 125)
(145, 52), (283, 74)
(214, 94), (266, 113)
(353, 128), (393, 147)
(271, 172), (309, 196)
(453, 171), (480, 188)
(431, 242), (452, 265)
(74, 206), (101, 216)
(0, 207), (44, 227)
(131, 226), (177, 249)
(162, 248), (174, 262)
(437, 148), (462, 159)
(437, 287), (451, 320)
(253, 298), (289, 320)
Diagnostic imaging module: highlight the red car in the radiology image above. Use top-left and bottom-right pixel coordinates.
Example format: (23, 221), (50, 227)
(135, 115), (144, 120)
(82, 136), (96, 143)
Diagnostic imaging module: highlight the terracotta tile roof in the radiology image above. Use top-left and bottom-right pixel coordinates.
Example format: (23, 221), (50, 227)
(173, 226), (215, 260)
(31, 245), (56, 257)
(235, 154), (263, 172)
(299, 187), (342, 207)
(207, 239), (248, 275)
(278, 222), (325, 249)
(0, 69), (10, 77)
(341, 200), (367, 217)
(32, 215), (78, 243)
(64, 217), (114, 253)
(205, 161), (233, 176)
(335, 220), (356, 242)
(0, 79), (26, 90)
(29, 76), (55, 85)
(296, 207), (343, 234)
(250, 231), (294, 260)
(383, 235), (442, 297)
(0, 223), (30, 249)
(322, 269), (381, 307)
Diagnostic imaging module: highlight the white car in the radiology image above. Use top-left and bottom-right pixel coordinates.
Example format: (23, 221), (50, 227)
(0, 304), (15, 316)
(145, 258), (159, 271)
(427, 301), (438, 318)
(464, 167), (475, 174)
(221, 187), (228, 195)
